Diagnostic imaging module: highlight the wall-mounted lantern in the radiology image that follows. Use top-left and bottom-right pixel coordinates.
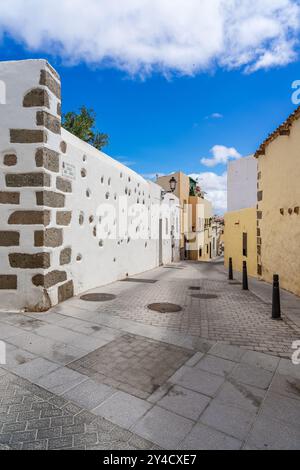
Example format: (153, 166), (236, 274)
(161, 176), (177, 199)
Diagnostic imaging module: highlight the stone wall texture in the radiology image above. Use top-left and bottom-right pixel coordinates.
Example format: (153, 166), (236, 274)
(0, 59), (180, 312)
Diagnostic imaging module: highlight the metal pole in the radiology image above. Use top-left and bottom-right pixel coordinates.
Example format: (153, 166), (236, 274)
(242, 261), (248, 290)
(229, 257), (233, 280)
(272, 274), (281, 320)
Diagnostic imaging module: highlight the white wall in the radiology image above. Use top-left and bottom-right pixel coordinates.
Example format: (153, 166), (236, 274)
(227, 156), (257, 211)
(0, 59), (180, 312)
(60, 130), (180, 296)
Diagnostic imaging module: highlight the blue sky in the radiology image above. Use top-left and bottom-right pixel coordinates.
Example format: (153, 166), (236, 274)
(0, 0), (299, 213)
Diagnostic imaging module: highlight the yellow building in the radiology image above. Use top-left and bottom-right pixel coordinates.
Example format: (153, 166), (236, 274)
(188, 196), (213, 261)
(224, 208), (257, 277)
(255, 106), (300, 296)
(157, 172), (213, 261)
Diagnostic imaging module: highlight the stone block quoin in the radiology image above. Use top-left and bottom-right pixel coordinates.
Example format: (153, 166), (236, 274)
(0, 60), (70, 311)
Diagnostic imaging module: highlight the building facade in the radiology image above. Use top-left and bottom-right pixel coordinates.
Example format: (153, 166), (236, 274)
(255, 106), (300, 296)
(224, 156), (258, 277)
(157, 172), (213, 262)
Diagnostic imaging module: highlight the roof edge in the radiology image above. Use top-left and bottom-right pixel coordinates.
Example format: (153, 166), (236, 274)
(254, 105), (300, 158)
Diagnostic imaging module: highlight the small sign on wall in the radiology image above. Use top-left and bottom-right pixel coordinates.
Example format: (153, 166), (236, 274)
(62, 162), (76, 180)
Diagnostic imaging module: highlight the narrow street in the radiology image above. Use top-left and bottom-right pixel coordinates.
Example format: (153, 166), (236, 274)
(1, 260), (300, 450)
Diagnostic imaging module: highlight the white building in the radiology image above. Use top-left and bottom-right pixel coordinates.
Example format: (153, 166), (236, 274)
(0, 59), (180, 312)
(227, 156), (257, 212)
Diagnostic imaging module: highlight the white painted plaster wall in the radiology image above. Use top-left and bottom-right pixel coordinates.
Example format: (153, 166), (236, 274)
(0, 59), (180, 311)
(227, 156), (257, 212)
(57, 129), (180, 297)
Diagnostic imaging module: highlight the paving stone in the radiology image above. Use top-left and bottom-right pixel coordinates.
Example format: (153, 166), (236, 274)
(157, 385), (211, 420)
(201, 400), (256, 440)
(241, 350), (280, 372)
(26, 418), (51, 430)
(37, 427), (61, 440)
(36, 367), (87, 395)
(215, 379), (266, 413)
(179, 422), (242, 450)
(173, 367), (224, 397)
(195, 355), (236, 377)
(62, 379), (115, 410)
(2, 422), (26, 433)
(62, 423), (85, 435)
(0, 324), (25, 340)
(229, 363), (274, 390)
(22, 440), (48, 450)
(209, 343), (246, 362)
(93, 391), (152, 429)
(259, 392), (300, 428)
(11, 430), (37, 443)
(277, 358), (300, 380)
(246, 415), (300, 450)
(133, 406), (194, 449)
(67, 334), (193, 399)
(269, 373), (300, 401)
(11, 358), (60, 381)
(74, 432), (98, 447)
(184, 352), (204, 367)
(2, 347), (36, 370)
(48, 436), (73, 450)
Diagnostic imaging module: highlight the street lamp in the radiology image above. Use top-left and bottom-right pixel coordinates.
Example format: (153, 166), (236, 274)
(169, 176), (177, 193)
(161, 176), (177, 199)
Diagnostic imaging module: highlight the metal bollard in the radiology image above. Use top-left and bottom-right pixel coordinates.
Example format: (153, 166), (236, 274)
(229, 257), (233, 281)
(242, 261), (248, 290)
(272, 274), (281, 320)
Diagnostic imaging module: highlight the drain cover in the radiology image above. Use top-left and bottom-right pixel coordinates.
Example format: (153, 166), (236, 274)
(147, 303), (182, 313)
(229, 281), (242, 285)
(189, 287), (201, 291)
(80, 293), (116, 302)
(191, 294), (218, 300)
(122, 278), (157, 284)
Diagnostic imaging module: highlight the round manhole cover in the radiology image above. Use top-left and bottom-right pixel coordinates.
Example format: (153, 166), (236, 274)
(80, 293), (116, 302)
(189, 287), (201, 291)
(147, 303), (182, 313)
(191, 294), (218, 300)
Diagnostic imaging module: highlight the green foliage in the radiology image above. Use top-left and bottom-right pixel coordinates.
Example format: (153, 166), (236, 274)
(62, 106), (109, 150)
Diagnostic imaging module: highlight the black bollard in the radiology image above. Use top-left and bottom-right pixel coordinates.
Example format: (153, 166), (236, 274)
(229, 257), (233, 281)
(242, 261), (248, 290)
(272, 274), (281, 320)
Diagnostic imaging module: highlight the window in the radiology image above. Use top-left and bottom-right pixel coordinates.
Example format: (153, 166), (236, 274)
(199, 248), (202, 257)
(243, 232), (248, 257)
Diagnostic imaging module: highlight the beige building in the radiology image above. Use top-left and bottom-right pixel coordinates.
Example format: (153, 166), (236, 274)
(255, 106), (300, 296)
(157, 172), (213, 261)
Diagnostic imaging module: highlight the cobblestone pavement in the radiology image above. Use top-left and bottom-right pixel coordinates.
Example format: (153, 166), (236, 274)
(68, 334), (193, 399)
(0, 370), (156, 450)
(1, 259), (300, 450)
(57, 259), (300, 358)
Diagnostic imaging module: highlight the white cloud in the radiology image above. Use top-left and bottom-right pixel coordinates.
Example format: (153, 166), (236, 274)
(211, 113), (223, 119)
(0, 0), (299, 76)
(189, 171), (227, 214)
(201, 145), (241, 167)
